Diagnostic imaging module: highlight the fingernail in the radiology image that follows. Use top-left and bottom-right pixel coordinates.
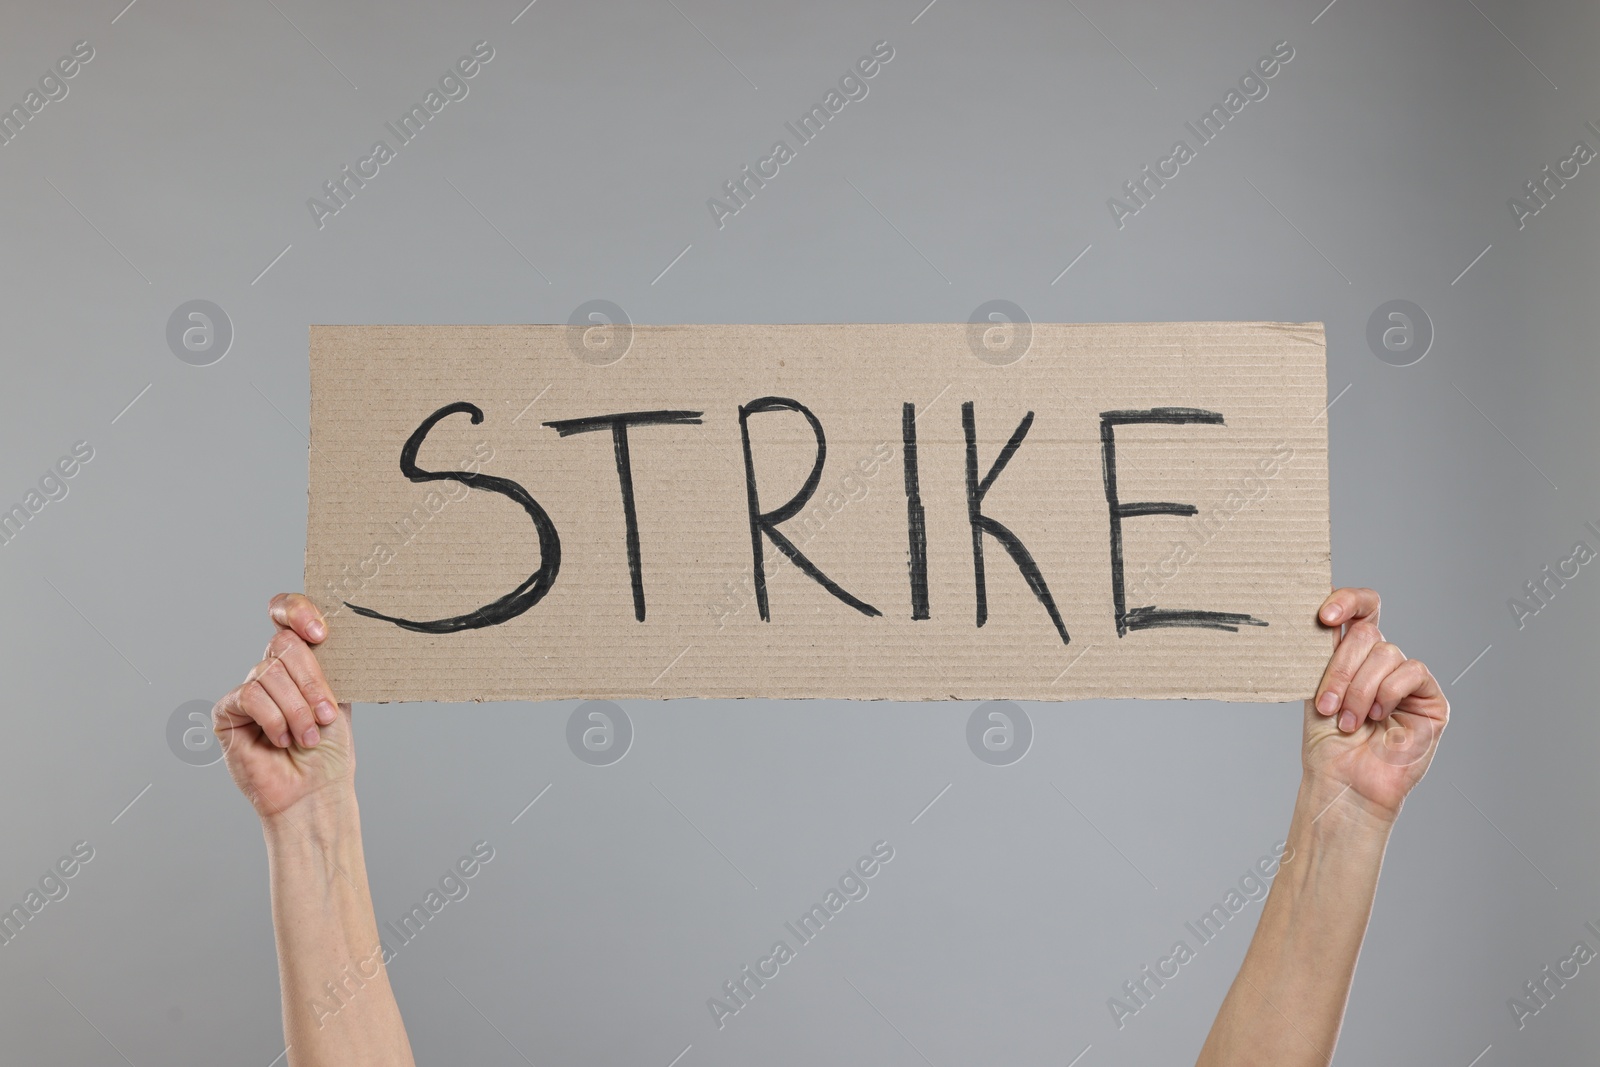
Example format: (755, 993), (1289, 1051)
(1370, 701), (1383, 721)
(316, 701), (336, 725)
(309, 621), (326, 641)
(1316, 692), (1338, 714)
(276, 732), (291, 748)
(1322, 605), (1342, 623)
(302, 726), (320, 747)
(1338, 710), (1356, 732)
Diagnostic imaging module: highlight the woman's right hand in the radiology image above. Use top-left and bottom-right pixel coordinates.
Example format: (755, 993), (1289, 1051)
(213, 594), (355, 822)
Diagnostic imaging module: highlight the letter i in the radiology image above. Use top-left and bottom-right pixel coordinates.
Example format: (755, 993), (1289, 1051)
(902, 402), (929, 620)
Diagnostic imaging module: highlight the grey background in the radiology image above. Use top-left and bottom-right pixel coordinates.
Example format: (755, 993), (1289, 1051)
(1, 0), (1595, 1063)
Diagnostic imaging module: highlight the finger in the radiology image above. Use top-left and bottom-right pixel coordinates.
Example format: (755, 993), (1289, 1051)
(255, 656), (321, 747)
(238, 680), (292, 748)
(265, 629), (339, 726)
(1317, 587), (1380, 630)
(1313, 614), (1383, 715)
(1377, 659), (1447, 723)
(269, 593), (327, 644)
(211, 687), (253, 734)
(1339, 641), (1406, 731)
(1312, 587), (1382, 714)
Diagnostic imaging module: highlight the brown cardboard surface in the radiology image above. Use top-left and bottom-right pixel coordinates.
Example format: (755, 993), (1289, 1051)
(306, 322), (1330, 703)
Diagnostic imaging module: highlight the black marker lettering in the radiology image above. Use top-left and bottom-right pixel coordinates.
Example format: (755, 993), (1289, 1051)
(543, 410), (703, 621)
(901, 402), (930, 620)
(962, 401), (1069, 644)
(345, 402), (560, 633)
(1099, 408), (1269, 636)
(739, 397), (881, 620)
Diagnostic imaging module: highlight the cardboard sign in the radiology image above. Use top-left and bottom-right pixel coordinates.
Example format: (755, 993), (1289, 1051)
(306, 322), (1329, 703)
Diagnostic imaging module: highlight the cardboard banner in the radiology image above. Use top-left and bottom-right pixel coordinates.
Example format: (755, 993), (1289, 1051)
(306, 322), (1329, 703)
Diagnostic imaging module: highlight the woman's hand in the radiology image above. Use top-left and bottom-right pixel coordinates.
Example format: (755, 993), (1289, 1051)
(1304, 587), (1449, 824)
(213, 594), (354, 823)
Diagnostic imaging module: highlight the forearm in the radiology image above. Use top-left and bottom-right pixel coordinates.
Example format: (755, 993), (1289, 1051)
(263, 789), (415, 1067)
(1196, 776), (1393, 1067)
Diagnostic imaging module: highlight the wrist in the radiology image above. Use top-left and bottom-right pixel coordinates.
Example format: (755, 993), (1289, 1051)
(260, 782), (361, 841)
(1295, 773), (1398, 844)
(260, 783), (372, 913)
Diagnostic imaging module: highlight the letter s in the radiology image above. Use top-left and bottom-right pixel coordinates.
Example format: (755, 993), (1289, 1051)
(871, 839), (895, 863)
(472, 40), (495, 62)
(1272, 40), (1294, 62)
(345, 402), (560, 633)
(72, 40), (95, 62)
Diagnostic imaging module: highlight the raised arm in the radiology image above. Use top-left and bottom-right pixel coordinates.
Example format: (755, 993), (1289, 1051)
(213, 594), (415, 1067)
(1196, 587), (1448, 1066)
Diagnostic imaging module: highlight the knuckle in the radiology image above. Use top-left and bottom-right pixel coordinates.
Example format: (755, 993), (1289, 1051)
(237, 680), (266, 712)
(267, 630), (300, 657)
(252, 699), (284, 729)
(1382, 663), (1418, 694)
